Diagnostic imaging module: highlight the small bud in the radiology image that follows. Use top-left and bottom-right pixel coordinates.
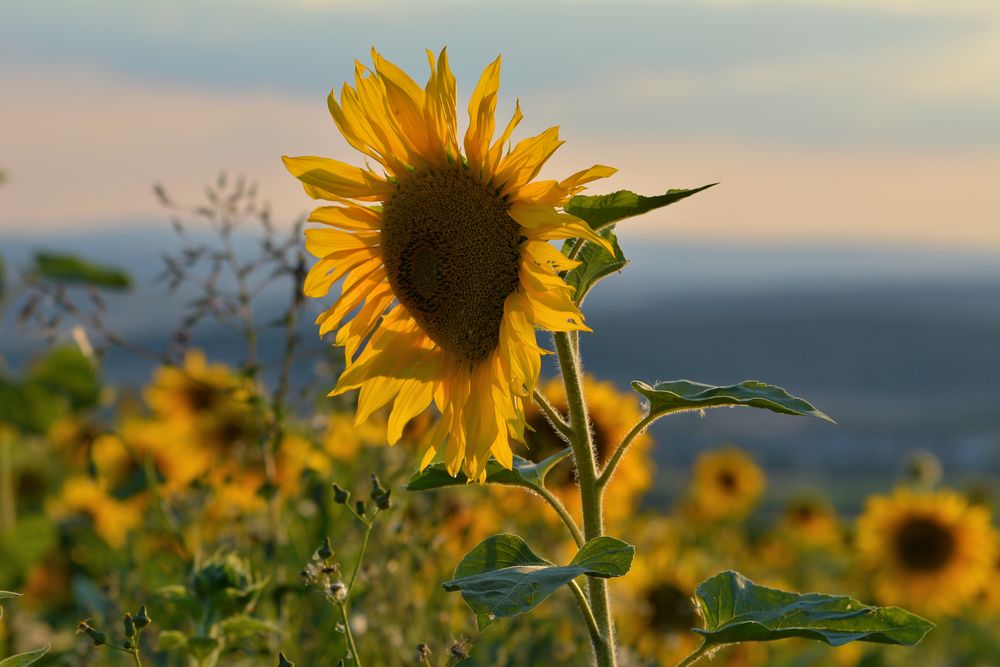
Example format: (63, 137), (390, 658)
(318, 537), (334, 560)
(415, 643), (432, 662)
(370, 473), (385, 500)
(277, 652), (295, 667)
(123, 639), (134, 651)
(123, 613), (136, 638)
(134, 605), (151, 630)
(374, 488), (392, 510)
(450, 641), (469, 660)
(78, 621), (107, 646)
(354, 500), (367, 517)
(329, 581), (348, 603)
(332, 484), (350, 504)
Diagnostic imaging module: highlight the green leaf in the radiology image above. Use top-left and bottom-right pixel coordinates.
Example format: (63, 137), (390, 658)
(443, 534), (633, 629)
(405, 449), (571, 492)
(632, 379), (834, 423)
(566, 183), (717, 231)
(565, 226), (628, 305)
(155, 630), (189, 652)
(0, 646), (50, 667)
(221, 614), (282, 639)
(0, 592), (21, 600)
(694, 571), (933, 647)
(30, 346), (100, 410)
(33, 252), (131, 290)
(186, 637), (220, 661)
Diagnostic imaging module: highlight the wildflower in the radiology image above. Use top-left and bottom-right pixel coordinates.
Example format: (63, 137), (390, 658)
(688, 447), (765, 521)
(283, 48), (614, 480)
(856, 488), (997, 616)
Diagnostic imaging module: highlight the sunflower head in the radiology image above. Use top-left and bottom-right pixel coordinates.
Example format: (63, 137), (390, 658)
(856, 488), (998, 616)
(688, 446), (765, 521)
(283, 48), (615, 479)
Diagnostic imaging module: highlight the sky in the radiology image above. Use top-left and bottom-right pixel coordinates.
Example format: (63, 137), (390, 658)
(2, 0), (999, 250)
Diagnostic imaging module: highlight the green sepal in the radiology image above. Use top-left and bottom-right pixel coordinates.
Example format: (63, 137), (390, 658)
(564, 226), (628, 305)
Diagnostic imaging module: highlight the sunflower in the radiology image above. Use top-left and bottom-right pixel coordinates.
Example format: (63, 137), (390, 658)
(48, 476), (143, 548)
(779, 495), (842, 549)
(144, 350), (255, 452)
(515, 375), (654, 525)
(283, 48), (615, 480)
(687, 447), (765, 521)
(856, 488), (997, 616)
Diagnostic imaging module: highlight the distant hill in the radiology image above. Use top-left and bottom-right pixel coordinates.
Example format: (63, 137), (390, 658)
(3, 226), (998, 511)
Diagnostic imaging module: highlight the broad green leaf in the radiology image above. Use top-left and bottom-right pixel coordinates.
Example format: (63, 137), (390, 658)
(443, 534), (633, 629)
(694, 571), (933, 647)
(33, 252), (131, 290)
(566, 183), (717, 231)
(0, 592), (20, 600)
(633, 379), (834, 423)
(0, 646), (50, 667)
(405, 449), (571, 492)
(565, 226), (628, 305)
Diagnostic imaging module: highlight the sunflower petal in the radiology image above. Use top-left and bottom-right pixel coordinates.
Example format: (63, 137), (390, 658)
(283, 155), (393, 200)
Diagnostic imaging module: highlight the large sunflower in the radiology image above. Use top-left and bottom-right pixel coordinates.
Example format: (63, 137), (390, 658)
(856, 488), (997, 616)
(283, 48), (614, 479)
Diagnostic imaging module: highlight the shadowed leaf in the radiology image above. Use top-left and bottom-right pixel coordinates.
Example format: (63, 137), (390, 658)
(694, 571), (933, 646)
(444, 534), (633, 629)
(633, 379), (834, 423)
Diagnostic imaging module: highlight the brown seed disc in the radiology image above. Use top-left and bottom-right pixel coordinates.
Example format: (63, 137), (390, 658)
(894, 516), (957, 572)
(381, 168), (522, 362)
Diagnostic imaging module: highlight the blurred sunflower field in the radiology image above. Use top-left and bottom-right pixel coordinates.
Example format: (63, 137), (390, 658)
(0, 47), (997, 667)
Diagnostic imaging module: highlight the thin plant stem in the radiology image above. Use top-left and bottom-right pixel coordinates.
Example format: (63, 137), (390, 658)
(337, 601), (362, 667)
(532, 389), (572, 439)
(554, 331), (617, 667)
(347, 512), (376, 594)
(673, 641), (712, 667)
(596, 414), (655, 490)
(528, 484), (585, 548)
(568, 580), (604, 656)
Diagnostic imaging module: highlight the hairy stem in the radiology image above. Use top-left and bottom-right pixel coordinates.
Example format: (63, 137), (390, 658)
(529, 484), (584, 548)
(554, 331), (617, 667)
(597, 414), (655, 490)
(673, 641), (712, 667)
(532, 388), (572, 440)
(568, 580), (605, 656)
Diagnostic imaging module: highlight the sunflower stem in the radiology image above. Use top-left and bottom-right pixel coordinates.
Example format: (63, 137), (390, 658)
(673, 641), (712, 667)
(597, 414), (655, 490)
(532, 388), (573, 440)
(529, 483), (585, 548)
(554, 331), (617, 667)
(568, 579), (605, 656)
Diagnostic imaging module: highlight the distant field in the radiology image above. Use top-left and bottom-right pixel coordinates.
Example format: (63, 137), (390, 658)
(3, 228), (998, 512)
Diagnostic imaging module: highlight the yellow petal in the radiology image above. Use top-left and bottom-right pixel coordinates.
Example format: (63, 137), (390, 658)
(386, 379), (434, 445)
(304, 228), (379, 257)
(282, 155), (393, 200)
(509, 202), (613, 253)
(495, 126), (563, 192)
(487, 99), (523, 173)
(464, 55), (502, 173)
(308, 204), (382, 231)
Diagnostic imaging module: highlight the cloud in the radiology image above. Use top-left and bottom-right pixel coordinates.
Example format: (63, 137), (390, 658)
(1, 64), (997, 252)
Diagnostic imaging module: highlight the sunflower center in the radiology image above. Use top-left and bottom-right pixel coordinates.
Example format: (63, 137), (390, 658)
(895, 516), (956, 572)
(382, 168), (522, 362)
(646, 582), (697, 633)
(716, 470), (738, 494)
